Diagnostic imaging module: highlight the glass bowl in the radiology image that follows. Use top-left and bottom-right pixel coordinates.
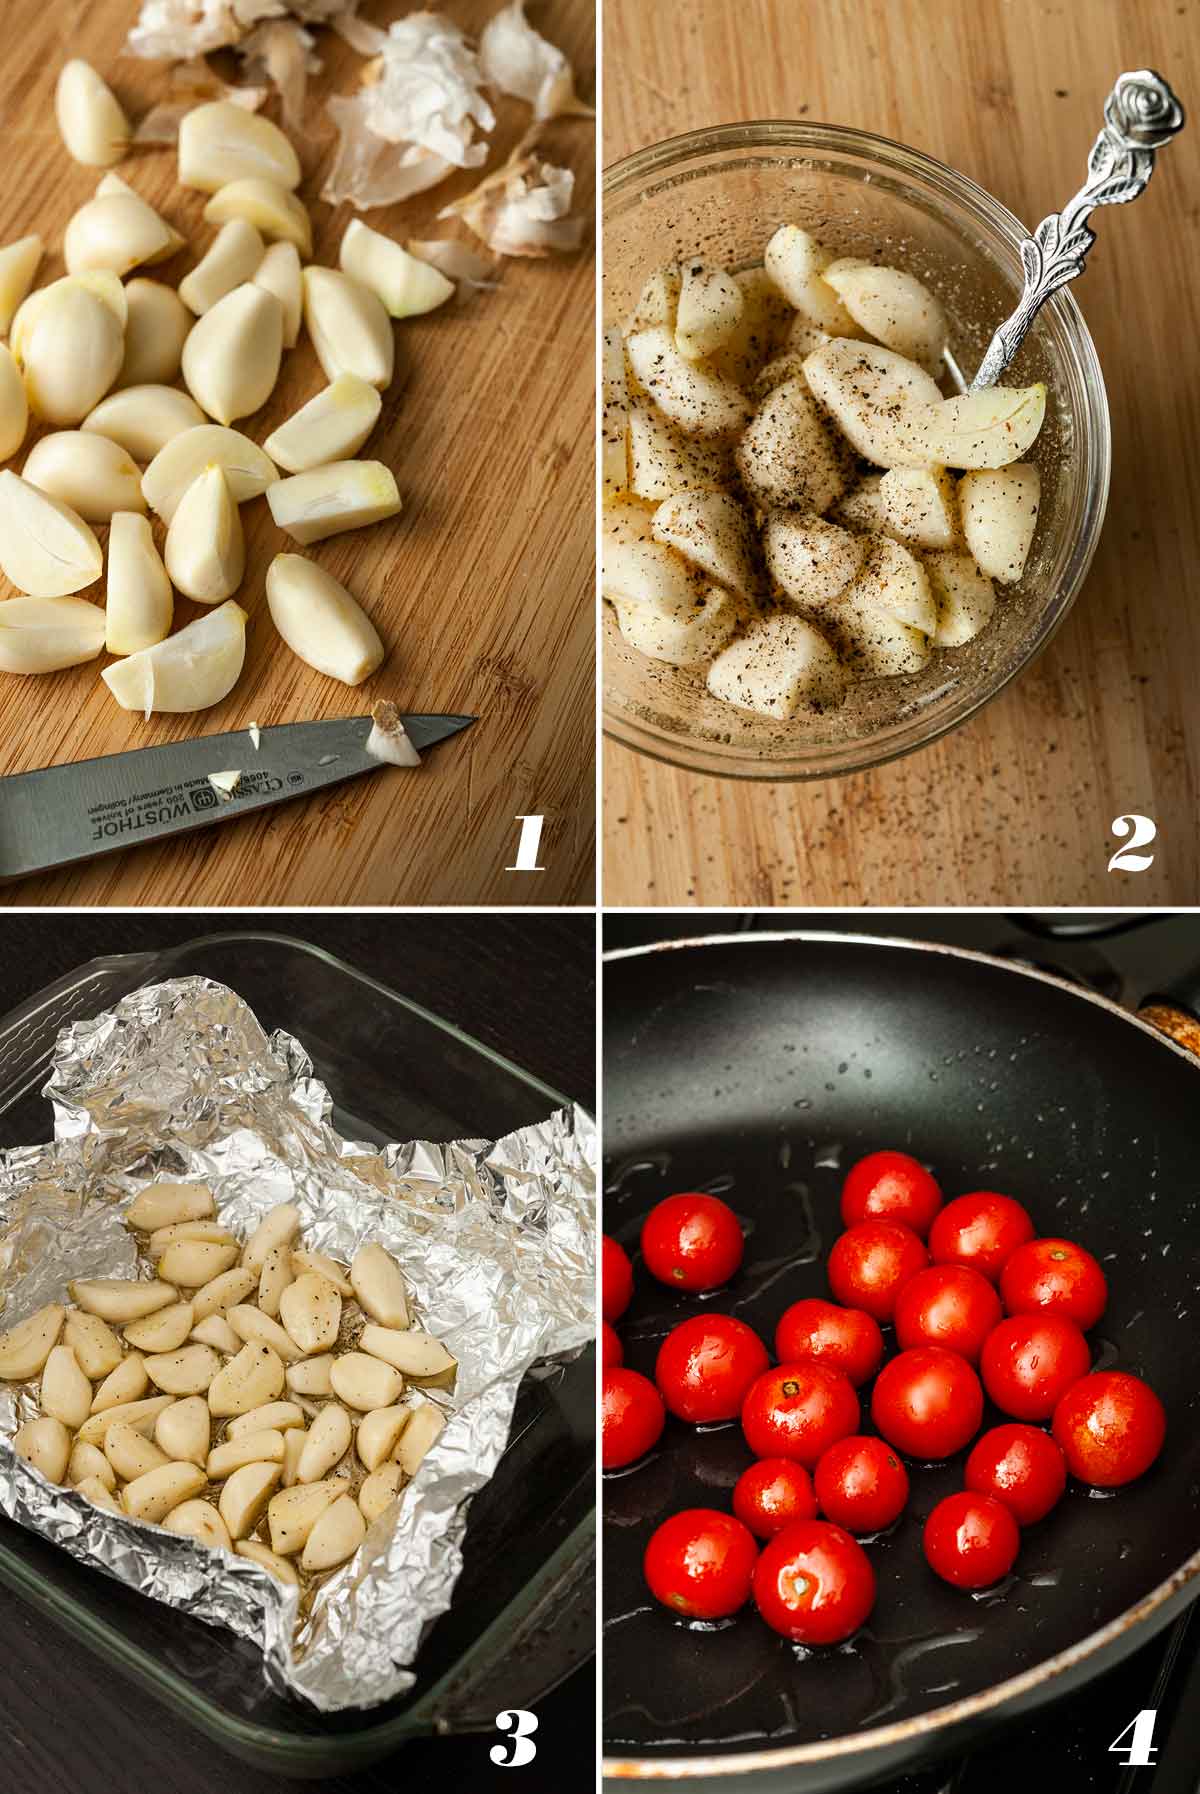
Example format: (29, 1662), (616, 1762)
(602, 122), (1111, 781)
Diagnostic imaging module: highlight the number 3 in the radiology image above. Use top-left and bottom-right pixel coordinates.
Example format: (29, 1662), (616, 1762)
(491, 1708), (539, 1767)
(1108, 814), (1156, 873)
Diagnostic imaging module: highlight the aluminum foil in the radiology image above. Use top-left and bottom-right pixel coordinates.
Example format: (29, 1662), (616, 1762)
(0, 975), (594, 1711)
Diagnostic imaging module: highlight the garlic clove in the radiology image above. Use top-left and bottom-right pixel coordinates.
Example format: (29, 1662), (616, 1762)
(116, 280), (192, 389)
(76, 1474), (122, 1513)
(253, 241), (302, 347)
(122, 1299), (195, 1353)
(123, 1461), (207, 1524)
(157, 1237), (240, 1288)
(358, 1462), (405, 1524)
(63, 1311), (122, 1380)
(126, 1182), (215, 1231)
(277, 1272), (341, 1354)
(267, 1479), (342, 1555)
(296, 1402), (352, 1483)
(349, 1242), (409, 1329)
(285, 1353), (334, 1397)
(22, 431), (144, 523)
(207, 1341), (285, 1417)
(0, 1304), (65, 1380)
(182, 282), (283, 425)
(90, 1353), (149, 1413)
(0, 341), (28, 460)
(226, 1303), (305, 1362)
(144, 1342), (222, 1395)
(179, 219), (265, 317)
(13, 1415), (71, 1483)
(105, 1421), (170, 1483)
(359, 1324), (455, 1379)
(355, 1404), (410, 1473)
(300, 1492), (365, 1572)
(242, 1206), (302, 1276)
(190, 1314), (242, 1354)
(339, 218), (454, 318)
(302, 267), (394, 389)
(226, 1401), (304, 1439)
(0, 235), (43, 337)
(179, 101), (301, 194)
(235, 1539), (299, 1584)
(56, 60), (131, 167)
(102, 599), (249, 715)
(256, 1242), (293, 1320)
(40, 1345), (93, 1429)
(204, 180), (312, 257)
(329, 1351), (403, 1412)
(64, 190), (183, 279)
(290, 1249), (353, 1298)
(265, 553), (385, 684)
(191, 1264), (258, 1322)
(165, 465), (245, 605)
(266, 462), (401, 547)
(155, 1395), (211, 1466)
(106, 511), (174, 656)
(0, 596), (107, 674)
(71, 1278), (178, 1322)
(69, 1440), (116, 1491)
(263, 374), (381, 474)
(84, 386), (208, 464)
(11, 277), (125, 425)
(75, 1395), (173, 1446)
(163, 1499), (233, 1552)
(207, 1428), (286, 1480)
(142, 425), (278, 523)
(395, 1400), (447, 1475)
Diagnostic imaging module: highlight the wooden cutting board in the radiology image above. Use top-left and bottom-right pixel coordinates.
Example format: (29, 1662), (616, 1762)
(603, 0), (1200, 908)
(0, 0), (595, 906)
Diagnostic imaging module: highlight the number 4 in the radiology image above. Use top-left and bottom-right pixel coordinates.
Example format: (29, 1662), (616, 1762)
(1110, 1708), (1158, 1767)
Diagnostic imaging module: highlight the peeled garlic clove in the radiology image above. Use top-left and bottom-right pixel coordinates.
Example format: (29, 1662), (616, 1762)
(0, 1303), (65, 1380)
(208, 1342), (285, 1417)
(163, 1499), (232, 1552)
(0, 472), (103, 599)
(301, 1492), (365, 1572)
(253, 241), (302, 347)
(14, 279), (124, 425)
(191, 1264), (258, 1322)
(105, 1420), (170, 1482)
(103, 598), (248, 716)
(117, 280), (192, 389)
(127, 1183), (215, 1231)
(0, 342), (28, 460)
(266, 462), (401, 548)
(227, 1400), (304, 1439)
(179, 101), (301, 194)
(85, 387), (207, 464)
(359, 1324), (455, 1379)
(0, 235), (42, 337)
(40, 1345), (93, 1429)
(143, 425), (277, 523)
(124, 1461), (206, 1524)
(339, 218), (454, 318)
(267, 1479), (342, 1555)
(159, 1237), (240, 1288)
(123, 1299), (195, 1353)
(281, 1426), (306, 1486)
(182, 282), (283, 425)
(350, 1243), (409, 1329)
(155, 1395), (211, 1465)
(257, 1243), (293, 1320)
(107, 509), (172, 656)
(0, 596), (107, 675)
(900, 384), (1048, 470)
(276, 1273), (340, 1355)
(190, 1314), (241, 1354)
(242, 1206), (301, 1276)
(76, 1394), (173, 1446)
(70, 1278), (178, 1323)
(395, 1400), (446, 1476)
(358, 1462), (405, 1524)
(236, 1538), (299, 1583)
(179, 219), (265, 317)
(290, 1249), (353, 1299)
(263, 375), (382, 475)
(64, 190), (183, 279)
(285, 1353), (334, 1397)
(302, 267), (394, 389)
(13, 1415), (71, 1483)
(56, 60), (130, 167)
(22, 431), (144, 523)
(64, 1311), (122, 1380)
(144, 1342), (222, 1395)
(264, 553), (384, 686)
(204, 180), (311, 257)
(207, 1427), (286, 1479)
(226, 1304), (304, 1362)
(69, 1439), (116, 1490)
(165, 465), (245, 605)
(294, 1402), (351, 1484)
(148, 1222), (237, 1256)
(90, 1352), (149, 1413)
(355, 1404), (411, 1473)
(11, 271), (126, 358)
(77, 1474), (123, 1512)
(329, 1352), (403, 1412)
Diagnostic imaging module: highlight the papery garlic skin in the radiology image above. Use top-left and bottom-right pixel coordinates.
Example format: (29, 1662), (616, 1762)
(56, 60), (131, 167)
(266, 554), (385, 686)
(106, 512), (173, 655)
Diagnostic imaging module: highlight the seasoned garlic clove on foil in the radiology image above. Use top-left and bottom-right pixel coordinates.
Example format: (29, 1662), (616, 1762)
(355, 1404), (410, 1473)
(76, 1474), (122, 1512)
(14, 1416), (72, 1483)
(155, 1395), (211, 1466)
(127, 1183), (215, 1231)
(226, 1400), (304, 1439)
(105, 1420), (170, 1482)
(396, 1399), (447, 1475)
(64, 1311), (123, 1381)
(40, 1345), (93, 1429)
(281, 1425), (307, 1487)
(296, 1402), (351, 1483)
(278, 1272), (341, 1354)
(0, 1304), (65, 1380)
(179, 101), (301, 195)
(123, 1300), (196, 1353)
(76, 1394), (174, 1446)
(359, 1324), (455, 1379)
(267, 1478), (342, 1555)
(68, 1439), (116, 1490)
(301, 1492), (365, 1572)
(191, 1313), (242, 1354)
(285, 1353), (334, 1397)
(90, 1352), (150, 1412)
(329, 1351), (402, 1412)
(358, 1461), (405, 1524)
(257, 1243), (293, 1320)
(208, 1342), (285, 1416)
(236, 1538), (299, 1584)
(147, 1222), (237, 1257)
(290, 1249), (353, 1298)
(207, 1427), (286, 1480)
(350, 1242), (410, 1329)
(71, 1278), (178, 1323)
(191, 1264), (258, 1321)
(226, 1304), (304, 1362)
(242, 1204), (302, 1276)
(56, 60), (131, 167)
(163, 1499), (233, 1552)
(144, 1342), (222, 1395)
(158, 1237), (240, 1287)
(124, 1460), (207, 1524)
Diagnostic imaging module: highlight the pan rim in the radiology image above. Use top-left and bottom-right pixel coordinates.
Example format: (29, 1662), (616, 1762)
(602, 928), (1200, 1778)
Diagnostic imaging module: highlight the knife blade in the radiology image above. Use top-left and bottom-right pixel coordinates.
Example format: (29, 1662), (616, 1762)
(0, 713), (476, 880)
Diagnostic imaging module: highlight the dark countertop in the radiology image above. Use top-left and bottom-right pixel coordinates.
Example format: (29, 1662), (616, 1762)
(0, 912), (596, 1792)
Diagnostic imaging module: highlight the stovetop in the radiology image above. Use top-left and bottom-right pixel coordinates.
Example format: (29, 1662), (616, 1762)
(602, 911), (1200, 1794)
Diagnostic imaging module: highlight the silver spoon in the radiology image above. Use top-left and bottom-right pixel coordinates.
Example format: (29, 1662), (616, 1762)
(956, 69), (1185, 392)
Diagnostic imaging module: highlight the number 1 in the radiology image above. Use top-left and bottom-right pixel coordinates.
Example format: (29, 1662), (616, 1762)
(506, 814), (546, 872)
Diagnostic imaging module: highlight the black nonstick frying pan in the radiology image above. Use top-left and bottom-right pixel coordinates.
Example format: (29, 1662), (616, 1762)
(602, 932), (1200, 1792)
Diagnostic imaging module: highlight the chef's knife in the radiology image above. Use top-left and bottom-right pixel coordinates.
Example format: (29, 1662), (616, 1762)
(0, 713), (475, 880)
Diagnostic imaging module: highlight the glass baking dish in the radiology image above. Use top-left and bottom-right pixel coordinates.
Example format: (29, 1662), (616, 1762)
(0, 931), (595, 1777)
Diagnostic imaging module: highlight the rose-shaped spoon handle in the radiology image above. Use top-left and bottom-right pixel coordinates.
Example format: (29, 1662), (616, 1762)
(969, 68), (1185, 391)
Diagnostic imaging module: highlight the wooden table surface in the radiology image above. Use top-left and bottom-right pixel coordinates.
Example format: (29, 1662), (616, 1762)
(602, 0), (1200, 908)
(0, 0), (595, 907)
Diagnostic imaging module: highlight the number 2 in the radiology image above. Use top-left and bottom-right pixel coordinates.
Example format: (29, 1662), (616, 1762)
(491, 1708), (539, 1766)
(1109, 1708), (1158, 1767)
(1108, 814), (1156, 873)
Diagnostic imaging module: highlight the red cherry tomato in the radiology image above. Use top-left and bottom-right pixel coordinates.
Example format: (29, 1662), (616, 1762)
(1052, 1371), (1166, 1488)
(980, 1313), (1091, 1422)
(732, 1458), (818, 1539)
(644, 1508), (759, 1619)
(813, 1436), (910, 1534)
(654, 1313), (769, 1424)
(602, 1234), (634, 1322)
(774, 1297), (883, 1388)
(601, 1368), (665, 1470)
(999, 1237), (1108, 1331)
(752, 1519), (876, 1643)
(641, 1192), (744, 1292)
(928, 1191), (1035, 1284)
(841, 1150), (943, 1237)
(965, 1423), (1067, 1525)
(601, 1321), (624, 1370)
(924, 1491), (1020, 1589)
(893, 1264), (1002, 1365)
(871, 1346), (983, 1459)
(741, 1362), (859, 1467)
(827, 1220), (929, 1323)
